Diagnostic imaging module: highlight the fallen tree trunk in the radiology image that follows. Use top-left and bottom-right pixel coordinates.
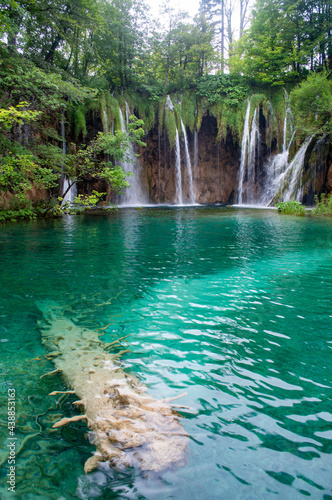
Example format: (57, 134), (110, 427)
(36, 301), (188, 474)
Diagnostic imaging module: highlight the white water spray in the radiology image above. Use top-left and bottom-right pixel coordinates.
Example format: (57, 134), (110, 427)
(280, 137), (312, 201)
(238, 101), (260, 204)
(61, 111), (77, 205)
(259, 96), (309, 206)
(180, 118), (195, 204)
(175, 128), (183, 205)
(238, 100), (251, 204)
(117, 105), (147, 206)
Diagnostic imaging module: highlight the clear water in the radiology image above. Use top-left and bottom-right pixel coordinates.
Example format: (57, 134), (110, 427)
(0, 207), (332, 500)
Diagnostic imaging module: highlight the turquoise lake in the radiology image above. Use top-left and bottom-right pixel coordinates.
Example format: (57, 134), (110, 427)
(0, 206), (332, 499)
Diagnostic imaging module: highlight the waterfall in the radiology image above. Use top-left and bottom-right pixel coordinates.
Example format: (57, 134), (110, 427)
(180, 118), (195, 204)
(259, 150), (289, 206)
(280, 137), (312, 201)
(283, 108), (288, 153)
(175, 128), (183, 205)
(166, 95), (175, 111)
(247, 108), (260, 201)
(259, 97), (298, 206)
(62, 177), (77, 205)
(238, 101), (260, 204)
(116, 105), (147, 206)
(61, 110), (77, 205)
(237, 92), (311, 207)
(238, 100), (251, 204)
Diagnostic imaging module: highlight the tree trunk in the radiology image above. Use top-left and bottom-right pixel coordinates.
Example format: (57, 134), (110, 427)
(45, 35), (63, 63)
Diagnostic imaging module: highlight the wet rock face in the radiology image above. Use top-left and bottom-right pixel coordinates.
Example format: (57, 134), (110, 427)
(302, 136), (332, 204)
(141, 114), (241, 205)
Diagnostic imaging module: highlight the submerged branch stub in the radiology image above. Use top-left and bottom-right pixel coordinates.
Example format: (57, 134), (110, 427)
(52, 414), (88, 428)
(36, 301), (189, 474)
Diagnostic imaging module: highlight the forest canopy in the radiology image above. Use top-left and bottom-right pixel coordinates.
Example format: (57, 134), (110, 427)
(1, 0), (331, 90)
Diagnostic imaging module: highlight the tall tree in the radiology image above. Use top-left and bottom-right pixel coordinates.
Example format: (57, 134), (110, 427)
(199, 0), (225, 72)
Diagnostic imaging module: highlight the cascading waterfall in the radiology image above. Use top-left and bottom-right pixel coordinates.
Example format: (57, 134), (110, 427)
(117, 105), (147, 206)
(259, 97), (310, 206)
(61, 110), (77, 205)
(238, 93), (312, 207)
(248, 108), (260, 196)
(165, 95), (196, 205)
(279, 137), (312, 201)
(166, 95), (175, 111)
(237, 101), (260, 204)
(180, 118), (195, 204)
(237, 100), (251, 204)
(175, 128), (183, 205)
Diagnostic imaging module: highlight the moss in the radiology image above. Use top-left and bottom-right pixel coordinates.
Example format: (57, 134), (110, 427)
(180, 90), (196, 133)
(270, 88), (286, 150)
(105, 93), (121, 131)
(132, 92), (156, 133)
(158, 95), (166, 133)
(116, 93), (127, 112)
(165, 96), (177, 149)
(70, 104), (87, 140)
(100, 93), (108, 133)
(249, 93), (267, 121)
(209, 97), (243, 143)
(196, 97), (209, 132)
(174, 101), (182, 131)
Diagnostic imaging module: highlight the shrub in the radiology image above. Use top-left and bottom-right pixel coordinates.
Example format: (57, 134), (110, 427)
(311, 193), (332, 216)
(277, 200), (306, 216)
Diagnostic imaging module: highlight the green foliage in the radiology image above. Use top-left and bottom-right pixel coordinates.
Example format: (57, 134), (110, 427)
(68, 103), (88, 140)
(0, 207), (36, 223)
(0, 48), (96, 110)
(74, 191), (107, 206)
(0, 102), (42, 129)
(277, 200), (306, 216)
(311, 193), (332, 216)
(291, 72), (332, 138)
(65, 116), (145, 196)
(196, 74), (250, 106)
(0, 151), (60, 222)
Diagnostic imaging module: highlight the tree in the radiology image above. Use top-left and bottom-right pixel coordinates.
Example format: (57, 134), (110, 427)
(290, 71), (332, 138)
(199, 0), (225, 71)
(233, 0), (332, 83)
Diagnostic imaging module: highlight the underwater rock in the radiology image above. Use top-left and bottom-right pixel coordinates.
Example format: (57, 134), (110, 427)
(36, 301), (189, 474)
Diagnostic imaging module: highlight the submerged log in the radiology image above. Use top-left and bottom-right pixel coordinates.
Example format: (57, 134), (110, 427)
(37, 301), (188, 474)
